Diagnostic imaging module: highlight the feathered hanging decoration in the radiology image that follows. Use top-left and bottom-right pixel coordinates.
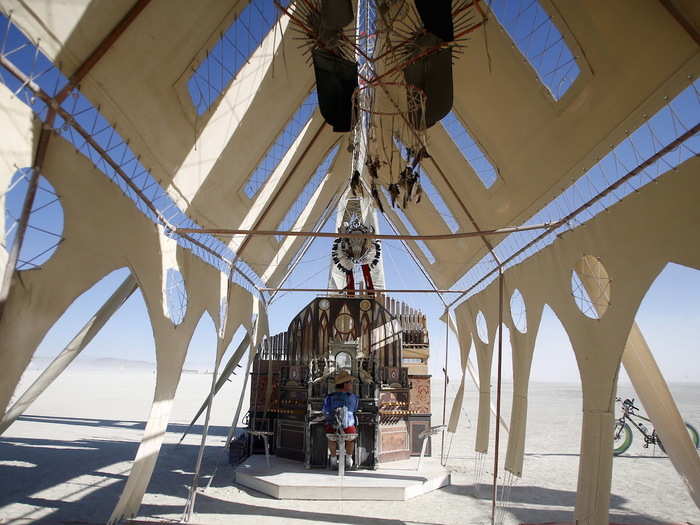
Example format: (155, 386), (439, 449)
(404, 169), (418, 207)
(398, 165), (410, 191)
(388, 183), (401, 208)
(366, 156), (381, 179)
(414, 176), (423, 203)
(412, 146), (431, 168)
(371, 181), (385, 213)
(350, 169), (363, 196)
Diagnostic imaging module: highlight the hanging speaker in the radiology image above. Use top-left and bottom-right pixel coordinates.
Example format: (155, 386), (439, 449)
(320, 0), (354, 31)
(403, 44), (453, 129)
(312, 48), (358, 132)
(415, 0), (454, 42)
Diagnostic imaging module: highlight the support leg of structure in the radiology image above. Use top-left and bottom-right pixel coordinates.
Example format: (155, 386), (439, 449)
(503, 305), (541, 478)
(623, 322), (700, 508)
(0, 274), (137, 435)
(503, 386), (528, 478)
(108, 332), (189, 524)
(474, 350), (492, 454)
(572, 262), (619, 524)
(574, 392), (616, 525)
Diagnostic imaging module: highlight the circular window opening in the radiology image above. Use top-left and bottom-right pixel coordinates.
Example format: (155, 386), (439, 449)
(4, 169), (64, 269)
(510, 289), (527, 333)
(571, 255), (611, 319)
(476, 310), (489, 344)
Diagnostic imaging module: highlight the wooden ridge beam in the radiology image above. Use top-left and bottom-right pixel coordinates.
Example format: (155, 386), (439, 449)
(175, 221), (561, 240)
(258, 287), (470, 293)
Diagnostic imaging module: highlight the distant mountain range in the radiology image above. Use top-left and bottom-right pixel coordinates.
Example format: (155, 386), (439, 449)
(28, 355), (154, 370)
(28, 355), (202, 374)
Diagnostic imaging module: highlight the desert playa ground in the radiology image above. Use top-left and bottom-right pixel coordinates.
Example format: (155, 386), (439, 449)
(1, 366), (699, 524)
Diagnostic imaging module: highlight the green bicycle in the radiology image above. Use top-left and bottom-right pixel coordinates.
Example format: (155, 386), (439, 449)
(613, 397), (699, 456)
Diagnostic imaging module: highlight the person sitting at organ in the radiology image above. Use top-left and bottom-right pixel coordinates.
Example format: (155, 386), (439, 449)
(323, 370), (359, 469)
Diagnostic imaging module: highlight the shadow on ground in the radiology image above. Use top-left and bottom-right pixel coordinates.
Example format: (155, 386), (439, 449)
(141, 492), (437, 525)
(443, 483), (661, 525)
(15, 414), (231, 437)
(0, 415), (664, 524)
(0, 415), (227, 523)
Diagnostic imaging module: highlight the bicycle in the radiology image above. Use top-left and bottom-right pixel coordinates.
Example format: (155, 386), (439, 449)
(613, 397), (699, 456)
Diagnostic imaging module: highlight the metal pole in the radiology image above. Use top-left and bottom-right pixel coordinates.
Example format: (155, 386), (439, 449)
(226, 341), (256, 447)
(182, 341), (223, 523)
(491, 270), (504, 525)
(441, 307), (449, 464)
(0, 164), (41, 321)
(179, 333), (251, 444)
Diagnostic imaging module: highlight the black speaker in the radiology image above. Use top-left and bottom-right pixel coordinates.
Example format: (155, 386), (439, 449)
(312, 48), (358, 132)
(415, 0), (454, 42)
(403, 45), (453, 129)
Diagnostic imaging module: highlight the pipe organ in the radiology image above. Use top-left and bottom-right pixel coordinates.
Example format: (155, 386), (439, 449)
(245, 295), (432, 468)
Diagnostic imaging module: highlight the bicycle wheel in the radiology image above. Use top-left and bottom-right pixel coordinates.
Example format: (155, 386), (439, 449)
(657, 422), (700, 453)
(689, 423), (700, 448)
(613, 421), (632, 456)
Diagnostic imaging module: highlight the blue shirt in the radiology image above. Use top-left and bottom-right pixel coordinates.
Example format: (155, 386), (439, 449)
(322, 391), (359, 428)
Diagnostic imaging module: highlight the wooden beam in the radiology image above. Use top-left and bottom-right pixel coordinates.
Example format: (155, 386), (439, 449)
(175, 221), (561, 240)
(258, 287), (468, 293)
(55, 0), (153, 102)
(658, 0), (700, 47)
(230, 118), (330, 262)
(447, 121), (700, 309)
(0, 54), (258, 290)
(0, 0), (153, 324)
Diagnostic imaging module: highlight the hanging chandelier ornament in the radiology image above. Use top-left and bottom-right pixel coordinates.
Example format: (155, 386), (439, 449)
(276, 0), (487, 212)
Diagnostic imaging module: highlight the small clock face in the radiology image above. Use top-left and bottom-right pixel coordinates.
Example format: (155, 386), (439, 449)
(360, 299), (371, 311)
(319, 298), (330, 311)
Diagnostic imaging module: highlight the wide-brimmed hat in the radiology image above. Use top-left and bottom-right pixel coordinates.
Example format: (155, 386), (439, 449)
(334, 370), (354, 385)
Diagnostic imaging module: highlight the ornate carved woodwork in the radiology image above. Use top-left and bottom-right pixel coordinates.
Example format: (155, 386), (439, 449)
(246, 296), (431, 469)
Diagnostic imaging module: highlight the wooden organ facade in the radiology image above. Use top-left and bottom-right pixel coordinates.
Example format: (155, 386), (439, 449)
(247, 295), (432, 469)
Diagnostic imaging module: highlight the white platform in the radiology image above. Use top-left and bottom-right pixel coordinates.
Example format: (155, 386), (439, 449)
(234, 455), (451, 501)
